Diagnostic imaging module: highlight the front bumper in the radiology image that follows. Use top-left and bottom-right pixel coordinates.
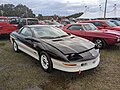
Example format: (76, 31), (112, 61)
(51, 54), (100, 72)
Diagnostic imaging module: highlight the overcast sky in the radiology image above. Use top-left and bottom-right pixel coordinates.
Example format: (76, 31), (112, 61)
(0, 0), (119, 16)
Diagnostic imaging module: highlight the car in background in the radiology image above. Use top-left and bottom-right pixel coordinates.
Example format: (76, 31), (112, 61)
(10, 25), (100, 73)
(43, 20), (64, 28)
(18, 18), (39, 28)
(60, 19), (75, 26)
(109, 20), (120, 26)
(0, 16), (18, 35)
(39, 21), (45, 25)
(46, 21), (64, 28)
(8, 17), (20, 25)
(62, 23), (120, 48)
(79, 20), (120, 31)
(69, 18), (77, 23)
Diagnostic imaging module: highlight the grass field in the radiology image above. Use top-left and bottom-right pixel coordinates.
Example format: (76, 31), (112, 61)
(0, 35), (120, 90)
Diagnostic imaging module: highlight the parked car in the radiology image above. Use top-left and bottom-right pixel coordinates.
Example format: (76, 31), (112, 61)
(0, 16), (18, 35)
(109, 20), (120, 26)
(79, 20), (120, 31)
(18, 18), (39, 28)
(45, 21), (64, 28)
(8, 17), (20, 25)
(62, 23), (120, 48)
(39, 21), (45, 25)
(61, 19), (75, 26)
(10, 25), (100, 73)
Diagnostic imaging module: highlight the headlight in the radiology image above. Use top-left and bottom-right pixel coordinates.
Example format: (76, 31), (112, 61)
(66, 54), (83, 61)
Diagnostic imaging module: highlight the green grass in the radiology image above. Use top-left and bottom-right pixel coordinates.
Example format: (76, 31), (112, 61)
(0, 36), (120, 90)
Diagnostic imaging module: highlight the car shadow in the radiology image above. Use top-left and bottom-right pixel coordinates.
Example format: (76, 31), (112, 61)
(0, 34), (10, 40)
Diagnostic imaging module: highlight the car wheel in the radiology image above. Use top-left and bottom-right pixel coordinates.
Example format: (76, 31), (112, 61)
(13, 41), (19, 52)
(40, 51), (53, 73)
(93, 38), (106, 49)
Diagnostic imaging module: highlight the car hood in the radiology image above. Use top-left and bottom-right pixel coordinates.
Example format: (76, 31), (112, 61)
(42, 36), (95, 55)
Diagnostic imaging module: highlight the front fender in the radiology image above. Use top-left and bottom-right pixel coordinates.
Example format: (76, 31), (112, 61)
(36, 42), (69, 62)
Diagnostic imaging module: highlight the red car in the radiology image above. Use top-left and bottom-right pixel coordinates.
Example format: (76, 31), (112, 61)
(79, 20), (120, 31)
(0, 16), (18, 35)
(62, 23), (120, 48)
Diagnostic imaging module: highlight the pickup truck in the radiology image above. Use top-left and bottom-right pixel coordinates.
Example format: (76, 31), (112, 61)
(0, 16), (18, 35)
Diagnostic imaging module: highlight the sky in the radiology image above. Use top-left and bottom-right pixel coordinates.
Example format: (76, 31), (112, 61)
(0, 0), (120, 16)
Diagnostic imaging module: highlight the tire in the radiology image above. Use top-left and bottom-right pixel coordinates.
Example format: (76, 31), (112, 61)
(39, 51), (53, 73)
(13, 41), (20, 52)
(93, 38), (106, 49)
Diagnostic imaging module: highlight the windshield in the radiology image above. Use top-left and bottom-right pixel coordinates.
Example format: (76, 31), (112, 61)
(32, 26), (68, 38)
(106, 21), (117, 27)
(83, 23), (98, 30)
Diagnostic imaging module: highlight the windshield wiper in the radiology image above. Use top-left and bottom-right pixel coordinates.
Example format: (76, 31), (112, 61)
(40, 37), (55, 39)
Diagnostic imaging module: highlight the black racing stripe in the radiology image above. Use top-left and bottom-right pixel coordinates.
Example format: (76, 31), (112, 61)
(41, 40), (65, 55)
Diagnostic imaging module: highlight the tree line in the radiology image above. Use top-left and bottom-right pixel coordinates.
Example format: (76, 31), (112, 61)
(0, 4), (83, 19)
(0, 4), (35, 17)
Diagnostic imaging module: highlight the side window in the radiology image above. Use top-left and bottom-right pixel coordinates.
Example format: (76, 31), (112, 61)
(92, 22), (103, 26)
(20, 28), (32, 37)
(68, 25), (84, 30)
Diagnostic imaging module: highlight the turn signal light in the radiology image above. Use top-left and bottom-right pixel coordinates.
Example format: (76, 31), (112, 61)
(63, 63), (77, 66)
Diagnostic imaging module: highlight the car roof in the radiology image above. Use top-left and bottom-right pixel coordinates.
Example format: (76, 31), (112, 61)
(7, 17), (19, 18)
(69, 23), (92, 25)
(0, 16), (8, 19)
(22, 18), (38, 19)
(83, 20), (106, 22)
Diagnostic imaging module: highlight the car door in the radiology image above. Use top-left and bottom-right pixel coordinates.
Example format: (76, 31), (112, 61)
(17, 27), (39, 60)
(66, 25), (86, 38)
(82, 24), (95, 41)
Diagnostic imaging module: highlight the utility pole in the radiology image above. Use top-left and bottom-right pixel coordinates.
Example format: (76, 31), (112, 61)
(104, 0), (107, 19)
(113, 4), (116, 18)
(99, 5), (102, 18)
